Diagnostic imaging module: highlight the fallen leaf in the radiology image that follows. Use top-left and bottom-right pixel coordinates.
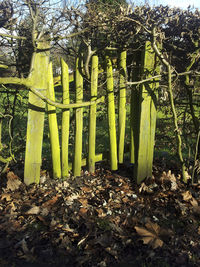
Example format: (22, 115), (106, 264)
(37, 215), (48, 225)
(79, 207), (88, 216)
(40, 207), (49, 216)
(182, 191), (193, 201)
(62, 224), (75, 233)
(1, 193), (11, 201)
(79, 198), (88, 207)
(81, 186), (92, 193)
(65, 193), (79, 206)
(190, 198), (198, 207)
(135, 221), (163, 249)
(96, 208), (106, 218)
(7, 171), (22, 191)
(26, 206), (40, 215)
(198, 227), (200, 235)
(161, 171), (178, 191)
(42, 195), (60, 208)
(193, 205), (200, 216)
(139, 183), (153, 194)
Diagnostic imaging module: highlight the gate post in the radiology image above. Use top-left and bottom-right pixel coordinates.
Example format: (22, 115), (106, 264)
(131, 41), (160, 183)
(106, 56), (118, 171)
(73, 57), (83, 176)
(47, 62), (61, 179)
(118, 50), (127, 164)
(24, 39), (50, 185)
(61, 58), (70, 179)
(88, 55), (98, 173)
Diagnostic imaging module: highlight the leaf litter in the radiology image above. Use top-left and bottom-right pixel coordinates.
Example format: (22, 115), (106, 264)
(0, 163), (200, 266)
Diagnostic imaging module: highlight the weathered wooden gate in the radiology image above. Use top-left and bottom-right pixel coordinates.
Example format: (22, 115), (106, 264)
(0, 40), (160, 185)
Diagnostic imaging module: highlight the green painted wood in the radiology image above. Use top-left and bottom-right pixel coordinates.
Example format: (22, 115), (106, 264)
(118, 50), (127, 164)
(73, 57), (83, 176)
(88, 55), (98, 173)
(24, 40), (50, 185)
(134, 41), (159, 184)
(47, 62), (61, 179)
(61, 58), (70, 179)
(106, 56), (118, 170)
(130, 52), (140, 164)
(130, 85), (140, 164)
(69, 153), (103, 170)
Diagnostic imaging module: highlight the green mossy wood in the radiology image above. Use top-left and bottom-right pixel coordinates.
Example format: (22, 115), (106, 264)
(132, 42), (159, 184)
(61, 58), (70, 179)
(73, 57), (83, 176)
(106, 56), (118, 170)
(130, 51), (141, 164)
(88, 55), (98, 173)
(118, 50), (127, 164)
(24, 40), (50, 185)
(47, 62), (61, 179)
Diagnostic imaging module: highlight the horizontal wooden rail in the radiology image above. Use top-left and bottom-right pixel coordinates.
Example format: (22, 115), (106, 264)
(69, 154), (103, 171)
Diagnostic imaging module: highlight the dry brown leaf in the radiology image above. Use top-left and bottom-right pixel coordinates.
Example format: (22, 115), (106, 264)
(1, 193), (11, 201)
(188, 196), (200, 215)
(42, 195), (60, 208)
(161, 171), (178, 191)
(65, 193), (79, 205)
(81, 186), (92, 193)
(190, 198), (198, 207)
(26, 206), (40, 215)
(79, 207), (88, 216)
(96, 208), (106, 218)
(182, 191), (193, 201)
(37, 215), (48, 225)
(135, 222), (163, 249)
(193, 205), (200, 216)
(62, 224), (75, 233)
(7, 171), (22, 191)
(198, 227), (200, 235)
(139, 183), (153, 194)
(122, 197), (129, 203)
(79, 198), (88, 207)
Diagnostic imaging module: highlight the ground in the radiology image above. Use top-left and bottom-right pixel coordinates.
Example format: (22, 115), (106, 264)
(1, 161), (200, 267)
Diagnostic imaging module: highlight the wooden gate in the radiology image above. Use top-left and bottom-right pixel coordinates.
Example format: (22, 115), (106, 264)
(0, 41), (160, 185)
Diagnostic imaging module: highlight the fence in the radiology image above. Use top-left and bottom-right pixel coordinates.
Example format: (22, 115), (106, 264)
(0, 40), (160, 185)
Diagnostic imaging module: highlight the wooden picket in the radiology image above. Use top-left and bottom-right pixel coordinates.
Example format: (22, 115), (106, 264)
(130, 51), (141, 164)
(24, 40), (50, 185)
(61, 58), (70, 179)
(88, 55), (98, 173)
(73, 57), (83, 176)
(47, 62), (61, 179)
(131, 41), (160, 183)
(106, 56), (118, 170)
(118, 50), (127, 164)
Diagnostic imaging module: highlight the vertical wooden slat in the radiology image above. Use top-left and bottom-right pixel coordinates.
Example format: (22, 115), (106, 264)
(118, 50), (127, 164)
(24, 40), (50, 185)
(61, 58), (70, 179)
(88, 55), (98, 173)
(106, 56), (118, 170)
(47, 62), (61, 179)
(134, 41), (159, 183)
(130, 52), (141, 164)
(73, 57), (83, 176)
